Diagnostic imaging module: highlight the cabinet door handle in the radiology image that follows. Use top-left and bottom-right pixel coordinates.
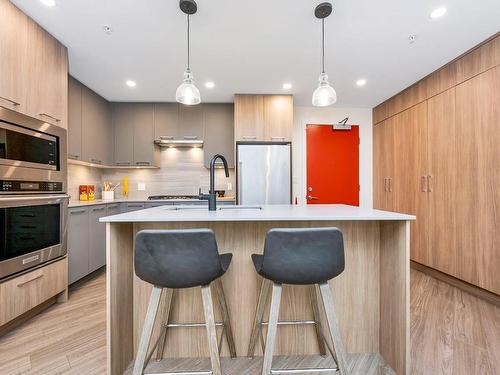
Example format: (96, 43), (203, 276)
(39, 113), (61, 122)
(135, 161), (150, 166)
(115, 162), (131, 166)
(159, 135), (174, 140)
(68, 154), (80, 159)
(70, 209), (87, 214)
(242, 136), (257, 140)
(0, 96), (21, 106)
(421, 176), (427, 192)
(127, 204), (143, 208)
(91, 159), (102, 164)
(107, 205), (119, 209)
(183, 135), (198, 140)
(92, 206), (106, 211)
(388, 178), (393, 192)
(383, 178), (387, 192)
(427, 175), (433, 192)
(306, 195), (319, 200)
(17, 274), (44, 287)
(270, 136), (285, 141)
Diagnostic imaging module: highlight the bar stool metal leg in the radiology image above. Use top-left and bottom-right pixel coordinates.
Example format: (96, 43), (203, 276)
(248, 278), (272, 357)
(310, 285), (327, 357)
(261, 282), (282, 375)
(155, 288), (175, 361)
(319, 282), (348, 375)
(133, 286), (163, 375)
(201, 284), (222, 375)
(213, 278), (237, 358)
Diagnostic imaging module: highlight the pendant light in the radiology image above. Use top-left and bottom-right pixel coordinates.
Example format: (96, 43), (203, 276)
(312, 2), (337, 107)
(176, 0), (201, 105)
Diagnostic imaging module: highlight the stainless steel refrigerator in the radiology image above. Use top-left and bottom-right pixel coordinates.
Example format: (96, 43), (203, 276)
(236, 143), (292, 205)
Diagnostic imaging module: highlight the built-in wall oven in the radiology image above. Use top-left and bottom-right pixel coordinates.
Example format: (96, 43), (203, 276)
(0, 107), (68, 280)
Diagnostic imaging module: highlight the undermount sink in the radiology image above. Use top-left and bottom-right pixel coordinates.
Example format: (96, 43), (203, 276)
(162, 205), (262, 211)
(218, 205), (262, 210)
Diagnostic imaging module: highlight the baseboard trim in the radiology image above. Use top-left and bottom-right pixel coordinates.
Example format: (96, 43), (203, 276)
(410, 261), (500, 307)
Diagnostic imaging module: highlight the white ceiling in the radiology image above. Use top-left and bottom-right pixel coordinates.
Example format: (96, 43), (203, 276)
(12, 0), (500, 107)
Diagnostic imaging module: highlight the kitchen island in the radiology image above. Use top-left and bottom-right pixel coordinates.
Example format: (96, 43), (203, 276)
(101, 204), (414, 375)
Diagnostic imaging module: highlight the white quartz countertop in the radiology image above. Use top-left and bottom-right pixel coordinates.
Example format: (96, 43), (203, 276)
(99, 204), (415, 223)
(68, 197), (235, 208)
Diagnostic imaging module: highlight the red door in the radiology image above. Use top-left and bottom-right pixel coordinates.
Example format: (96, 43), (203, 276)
(306, 124), (359, 205)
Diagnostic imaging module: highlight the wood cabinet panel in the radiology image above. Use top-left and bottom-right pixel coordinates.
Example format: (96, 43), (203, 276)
(154, 103), (178, 140)
(68, 77), (83, 160)
(264, 95), (293, 141)
(82, 86), (112, 165)
(0, 0), (28, 113)
(392, 103), (428, 265)
(0, 258), (67, 326)
(455, 66), (500, 294)
(373, 122), (387, 209)
(88, 205), (107, 273)
(203, 104), (234, 167)
(234, 95), (265, 141)
(26, 22), (68, 128)
(427, 88), (458, 278)
(456, 35), (500, 84)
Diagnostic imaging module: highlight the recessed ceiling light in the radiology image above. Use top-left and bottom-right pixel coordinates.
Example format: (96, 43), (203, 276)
(430, 7), (447, 19)
(205, 81), (215, 89)
(125, 80), (137, 88)
(103, 25), (113, 34)
(356, 79), (367, 87)
(282, 83), (292, 90)
(40, 0), (56, 7)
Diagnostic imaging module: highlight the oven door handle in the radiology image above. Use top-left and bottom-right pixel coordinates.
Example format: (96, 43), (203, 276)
(0, 194), (70, 202)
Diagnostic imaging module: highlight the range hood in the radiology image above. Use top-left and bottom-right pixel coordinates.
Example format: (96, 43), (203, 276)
(154, 136), (204, 148)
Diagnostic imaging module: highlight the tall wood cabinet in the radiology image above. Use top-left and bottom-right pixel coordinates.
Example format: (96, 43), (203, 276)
(234, 94), (293, 142)
(373, 35), (500, 294)
(0, 0), (68, 128)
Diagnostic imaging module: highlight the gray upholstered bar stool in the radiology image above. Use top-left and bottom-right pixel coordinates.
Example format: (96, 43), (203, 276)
(248, 227), (349, 375)
(132, 229), (237, 375)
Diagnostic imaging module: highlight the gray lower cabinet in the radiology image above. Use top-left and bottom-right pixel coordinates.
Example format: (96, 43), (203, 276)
(120, 202), (145, 213)
(88, 205), (107, 273)
(68, 207), (90, 284)
(106, 203), (121, 216)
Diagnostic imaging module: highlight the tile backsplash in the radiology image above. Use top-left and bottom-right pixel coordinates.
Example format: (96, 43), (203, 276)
(68, 147), (235, 200)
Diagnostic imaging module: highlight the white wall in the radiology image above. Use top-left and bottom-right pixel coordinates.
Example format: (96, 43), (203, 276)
(292, 106), (373, 208)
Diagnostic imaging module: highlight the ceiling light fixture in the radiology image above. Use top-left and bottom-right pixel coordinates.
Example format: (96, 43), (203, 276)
(282, 83), (292, 90)
(126, 80), (137, 88)
(205, 81), (215, 89)
(430, 7), (447, 19)
(40, 0), (56, 7)
(356, 79), (367, 87)
(312, 2), (336, 107)
(176, 0), (201, 105)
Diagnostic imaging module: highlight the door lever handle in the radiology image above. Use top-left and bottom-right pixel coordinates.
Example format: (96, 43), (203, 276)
(307, 195), (319, 200)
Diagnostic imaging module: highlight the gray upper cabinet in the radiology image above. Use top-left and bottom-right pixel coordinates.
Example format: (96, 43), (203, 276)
(88, 205), (107, 273)
(178, 104), (204, 140)
(154, 103), (178, 140)
(203, 104), (234, 168)
(112, 103), (159, 167)
(68, 77), (82, 160)
(133, 103), (157, 166)
(112, 103), (134, 166)
(82, 85), (112, 165)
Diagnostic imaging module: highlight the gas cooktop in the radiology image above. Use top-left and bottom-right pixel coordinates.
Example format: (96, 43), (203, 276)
(148, 195), (200, 200)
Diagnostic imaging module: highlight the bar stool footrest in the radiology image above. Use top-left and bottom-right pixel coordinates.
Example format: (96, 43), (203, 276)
(145, 371), (213, 375)
(271, 367), (339, 374)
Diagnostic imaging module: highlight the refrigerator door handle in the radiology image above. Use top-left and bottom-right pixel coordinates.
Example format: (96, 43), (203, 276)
(238, 161), (243, 204)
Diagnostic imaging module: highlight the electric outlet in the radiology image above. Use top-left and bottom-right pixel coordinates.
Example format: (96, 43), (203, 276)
(137, 182), (146, 191)
(227, 182), (232, 190)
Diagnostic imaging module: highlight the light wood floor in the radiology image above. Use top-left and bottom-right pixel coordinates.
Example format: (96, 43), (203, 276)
(0, 269), (498, 375)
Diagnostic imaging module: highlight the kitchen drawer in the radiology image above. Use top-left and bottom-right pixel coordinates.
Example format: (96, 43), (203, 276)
(0, 258), (67, 326)
(120, 203), (145, 213)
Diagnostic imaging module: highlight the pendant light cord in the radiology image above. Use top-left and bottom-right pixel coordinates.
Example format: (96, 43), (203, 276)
(187, 14), (190, 70)
(321, 18), (325, 74)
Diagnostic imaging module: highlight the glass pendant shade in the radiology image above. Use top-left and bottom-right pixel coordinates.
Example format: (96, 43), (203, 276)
(176, 69), (201, 105)
(312, 72), (337, 107)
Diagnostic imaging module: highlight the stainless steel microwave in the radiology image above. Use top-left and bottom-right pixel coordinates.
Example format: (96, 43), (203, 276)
(0, 194), (68, 280)
(0, 107), (67, 193)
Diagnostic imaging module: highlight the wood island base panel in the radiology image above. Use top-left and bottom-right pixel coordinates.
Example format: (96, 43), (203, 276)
(103, 205), (412, 375)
